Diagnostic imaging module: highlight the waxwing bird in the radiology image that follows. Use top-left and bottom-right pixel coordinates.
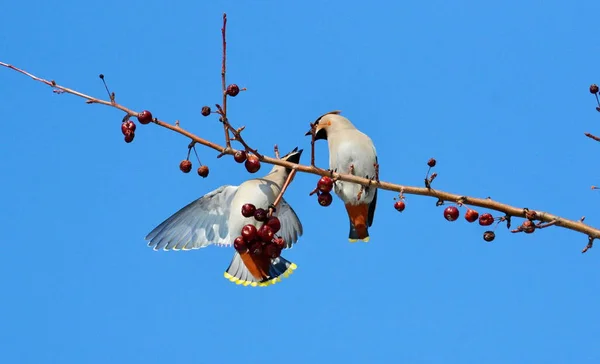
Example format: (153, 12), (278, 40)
(306, 111), (378, 242)
(145, 148), (304, 287)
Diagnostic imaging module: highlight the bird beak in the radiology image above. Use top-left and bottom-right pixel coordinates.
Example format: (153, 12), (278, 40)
(305, 129), (313, 137)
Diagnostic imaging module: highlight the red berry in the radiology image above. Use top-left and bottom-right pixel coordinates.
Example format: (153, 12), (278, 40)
(444, 206), (459, 221)
(483, 231), (495, 242)
(137, 110), (153, 125)
(479, 213), (494, 226)
(266, 216), (281, 233)
(124, 130), (135, 143)
(201, 106), (211, 116)
(254, 208), (267, 222)
(394, 200), (405, 212)
(234, 150), (247, 163)
(249, 241), (262, 256)
(318, 192), (333, 207)
(264, 244), (282, 259)
(257, 225), (275, 242)
(427, 158), (436, 167)
(226, 84), (240, 97)
(197, 165), (209, 178)
(233, 236), (247, 252)
(522, 220), (536, 234)
(241, 203), (256, 218)
(273, 237), (286, 248)
(464, 209), (479, 223)
(241, 224), (258, 242)
(179, 160), (192, 173)
(317, 176), (334, 193)
(121, 120), (136, 134)
(245, 155), (261, 173)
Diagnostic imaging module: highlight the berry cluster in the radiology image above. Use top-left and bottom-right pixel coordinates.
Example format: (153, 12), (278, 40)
(179, 159), (210, 177)
(121, 120), (136, 143)
(232, 150), (261, 173)
(443, 205), (497, 241)
(120, 110), (153, 143)
(313, 176), (334, 206)
(233, 203), (285, 259)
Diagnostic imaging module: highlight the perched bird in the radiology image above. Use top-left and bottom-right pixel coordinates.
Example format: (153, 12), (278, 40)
(145, 148), (304, 287)
(307, 111), (378, 242)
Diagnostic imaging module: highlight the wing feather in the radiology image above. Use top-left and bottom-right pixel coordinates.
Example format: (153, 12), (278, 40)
(145, 185), (239, 251)
(276, 198), (303, 249)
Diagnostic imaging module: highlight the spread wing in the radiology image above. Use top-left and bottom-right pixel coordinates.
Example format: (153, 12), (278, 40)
(145, 185), (239, 251)
(276, 198), (303, 249)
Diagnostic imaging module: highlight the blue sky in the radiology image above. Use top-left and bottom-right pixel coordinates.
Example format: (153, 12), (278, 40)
(2, 0), (600, 363)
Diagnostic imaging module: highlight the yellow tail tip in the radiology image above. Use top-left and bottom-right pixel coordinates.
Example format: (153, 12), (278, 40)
(348, 237), (370, 243)
(223, 263), (297, 287)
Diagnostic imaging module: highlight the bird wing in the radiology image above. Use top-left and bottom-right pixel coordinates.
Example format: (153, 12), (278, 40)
(276, 198), (303, 249)
(145, 185), (239, 251)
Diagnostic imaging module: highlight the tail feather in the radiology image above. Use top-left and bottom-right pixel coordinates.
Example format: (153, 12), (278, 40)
(224, 251), (297, 287)
(345, 203), (370, 243)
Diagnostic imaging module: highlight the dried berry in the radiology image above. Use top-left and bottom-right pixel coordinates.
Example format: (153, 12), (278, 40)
(241, 203), (256, 218)
(124, 130), (135, 143)
(241, 224), (258, 242)
(245, 155), (261, 173)
(254, 208), (268, 222)
(590, 84), (599, 94)
(257, 225), (275, 242)
(179, 160), (192, 173)
(137, 110), (153, 125)
(522, 220), (536, 234)
(479, 213), (494, 226)
(121, 120), (136, 134)
(226, 84), (240, 97)
(197, 165), (209, 178)
(483, 231), (495, 242)
(427, 158), (436, 167)
(465, 209), (479, 223)
(234, 150), (247, 163)
(318, 192), (333, 207)
(201, 106), (211, 116)
(266, 216), (281, 233)
(394, 200), (405, 212)
(233, 236), (247, 252)
(317, 176), (334, 193)
(444, 206), (459, 221)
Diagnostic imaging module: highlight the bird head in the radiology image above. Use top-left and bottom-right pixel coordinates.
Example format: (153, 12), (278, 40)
(266, 147), (304, 179)
(305, 110), (353, 140)
(279, 147), (303, 165)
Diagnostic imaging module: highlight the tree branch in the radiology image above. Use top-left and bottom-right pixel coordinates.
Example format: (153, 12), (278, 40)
(4, 25), (600, 253)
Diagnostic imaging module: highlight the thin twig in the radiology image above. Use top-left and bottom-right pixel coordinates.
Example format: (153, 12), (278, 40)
(3, 62), (600, 243)
(221, 13), (231, 149)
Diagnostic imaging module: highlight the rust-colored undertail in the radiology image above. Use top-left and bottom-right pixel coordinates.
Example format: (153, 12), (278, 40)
(239, 250), (271, 280)
(345, 203), (370, 242)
